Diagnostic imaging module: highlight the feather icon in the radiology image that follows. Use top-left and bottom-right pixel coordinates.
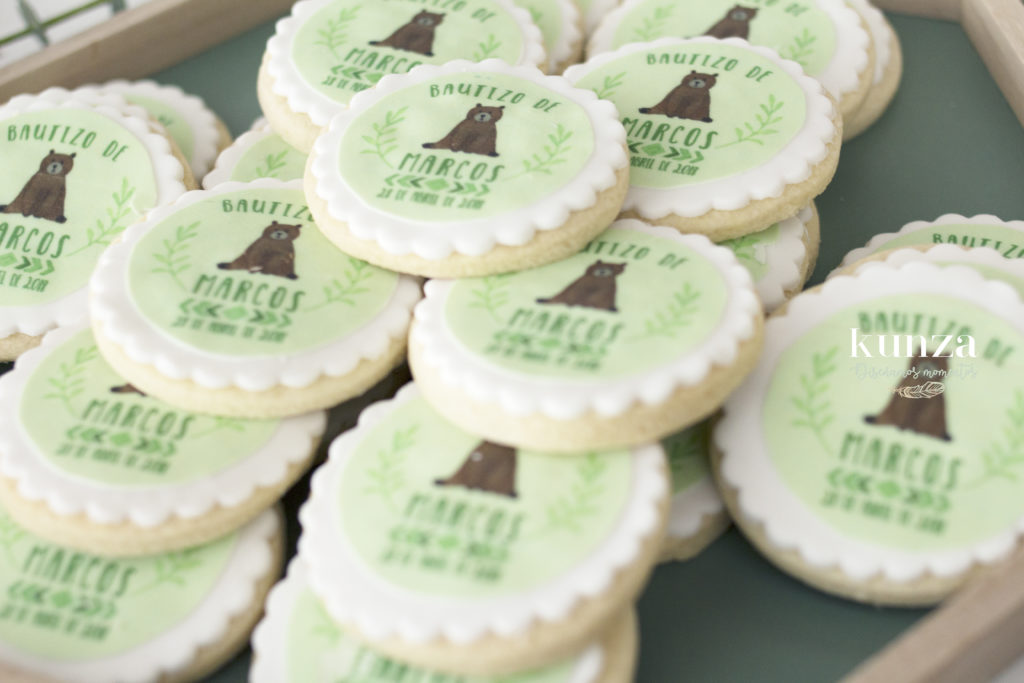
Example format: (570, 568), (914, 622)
(894, 381), (946, 399)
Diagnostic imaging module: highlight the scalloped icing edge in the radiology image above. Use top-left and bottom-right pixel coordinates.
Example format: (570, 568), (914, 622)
(309, 58), (628, 261)
(743, 205), (813, 312)
(89, 178), (422, 392)
(846, 0), (893, 84)
(202, 127), (301, 189)
(545, 0), (584, 73)
(716, 261), (1024, 582)
(411, 219), (761, 420)
(267, 0), (548, 128)
(298, 382), (668, 645)
(586, 0), (871, 98)
(564, 37), (838, 220)
(251, 557), (606, 683)
(667, 472), (725, 542)
(0, 96), (189, 340)
(845, 244), (1024, 284)
(0, 323), (327, 527)
(98, 79), (224, 180)
(835, 214), (1024, 273)
(0, 508), (280, 683)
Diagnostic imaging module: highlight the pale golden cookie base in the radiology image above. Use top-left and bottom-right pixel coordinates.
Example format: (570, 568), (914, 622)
(409, 316), (764, 453)
(844, 20), (904, 140)
(339, 464), (669, 676)
(0, 444), (315, 556)
(620, 108), (843, 242)
(306, 162), (631, 278)
(594, 608), (639, 683)
(214, 117), (234, 153)
(0, 509), (284, 683)
(657, 511), (731, 564)
(784, 200), (822, 301)
(257, 55), (322, 154)
(92, 317), (409, 418)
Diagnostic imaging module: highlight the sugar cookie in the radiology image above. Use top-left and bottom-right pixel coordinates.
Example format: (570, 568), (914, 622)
(564, 38), (841, 241)
(0, 507), (282, 682)
(409, 219), (763, 452)
(716, 261), (1024, 605)
(515, 0), (584, 73)
(0, 95), (190, 361)
(588, 0), (874, 122)
(90, 179), (421, 418)
(203, 127), (307, 188)
(306, 59), (629, 278)
(260, 0), (546, 153)
(252, 558), (639, 683)
(0, 324), (325, 556)
(844, 0), (903, 139)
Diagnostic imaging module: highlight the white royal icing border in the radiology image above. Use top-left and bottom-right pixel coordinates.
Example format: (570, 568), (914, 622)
(835, 214), (1024, 273)
(0, 97), (189, 340)
(587, 0), (870, 100)
(746, 205), (813, 312)
(846, 0), (892, 85)
(0, 323), (327, 527)
(716, 261), (1024, 582)
(844, 244), (1024, 285)
(267, 0), (547, 128)
(202, 127), (305, 189)
(0, 509), (279, 683)
(309, 59), (628, 261)
(667, 471), (724, 542)
(299, 383), (668, 645)
(411, 219), (760, 420)
(563, 37), (837, 220)
(252, 557), (606, 683)
(582, 0), (621, 36)
(98, 80), (224, 180)
(89, 178), (423, 392)
(542, 0), (584, 73)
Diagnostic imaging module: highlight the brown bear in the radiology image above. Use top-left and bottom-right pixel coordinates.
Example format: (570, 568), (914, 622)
(217, 221), (301, 280)
(369, 10), (444, 56)
(435, 441), (518, 498)
(536, 260), (627, 313)
(422, 104), (504, 157)
(110, 383), (146, 396)
(703, 5), (759, 40)
(865, 350), (952, 441)
(1, 150), (76, 224)
(639, 71), (718, 122)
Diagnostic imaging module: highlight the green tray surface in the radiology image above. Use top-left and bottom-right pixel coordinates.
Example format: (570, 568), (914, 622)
(34, 11), (1024, 683)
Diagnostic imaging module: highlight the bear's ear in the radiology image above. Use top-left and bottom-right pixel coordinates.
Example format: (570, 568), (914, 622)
(476, 103), (482, 107)
(49, 149), (55, 155)
(271, 220), (279, 225)
(498, 105), (505, 109)
(70, 152), (76, 158)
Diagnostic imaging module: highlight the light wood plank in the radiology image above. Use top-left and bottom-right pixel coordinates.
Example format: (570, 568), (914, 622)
(963, 0), (1024, 129)
(0, 0), (293, 102)
(843, 546), (1024, 683)
(872, 0), (962, 20)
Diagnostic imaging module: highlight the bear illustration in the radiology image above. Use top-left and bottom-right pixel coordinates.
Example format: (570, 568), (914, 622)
(536, 260), (627, 313)
(0, 150), (76, 224)
(864, 350), (952, 441)
(110, 383), (146, 396)
(435, 441), (518, 498)
(369, 11), (444, 56)
(217, 221), (301, 280)
(639, 71), (718, 122)
(422, 104), (504, 157)
(703, 5), (759, 40)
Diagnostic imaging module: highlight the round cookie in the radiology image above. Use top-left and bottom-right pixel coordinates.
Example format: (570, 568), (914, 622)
(580, 0), (621, 35)
(587, 0), (874, 122)
(251, 558), (639, 683)
(298, 383), (668, 675)
(835, 214), (1024, 275)
(564, 38), (841, 241)
(715, 261), (1024, 605)
(515, 0), (584, 73)
(843, 0), (903, 139)
(203, 127), (307, 188)
(409, 219), (763, 452)
(98, 80), (232, 180)
(0, 324), (326, 556)
(306, 59), (629, 278)
(0, 95), (191, 362)
(659, 421), (729, 563)
(260, 0), (546, 153)
(0, 506), (282, 682)
(720, 203), (819, 312)
(89, 179), (422, 418)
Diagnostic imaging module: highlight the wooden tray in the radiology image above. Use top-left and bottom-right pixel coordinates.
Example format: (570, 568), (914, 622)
(3, 1), (1024, 681)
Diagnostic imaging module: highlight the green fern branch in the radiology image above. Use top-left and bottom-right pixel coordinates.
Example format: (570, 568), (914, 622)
(468, 275), (510, 323)
(151, 221), (199, 291)
(304, 258), (375, 312)
(314, 6), (361, 62)
(473, 34), (502, 61)
(966, 391), (1024, 487)
(631, 5), (673, 42)
(43, 344), (99, 417)
(65, 178), (136, 256)
(782, 28), (817, 67)
(506, 125), (574, 180)
(132, 548), (204, 595)
(790, 347), (838, 456)
(594, 71), (627, 100)
(254, 150), (289, 179)
(360, 107), (408, 169)
(631, 283), (701, 340)
(717, 95), (785, 149)
(544, 454), (607, 533)
(364, 425), (418, 510)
